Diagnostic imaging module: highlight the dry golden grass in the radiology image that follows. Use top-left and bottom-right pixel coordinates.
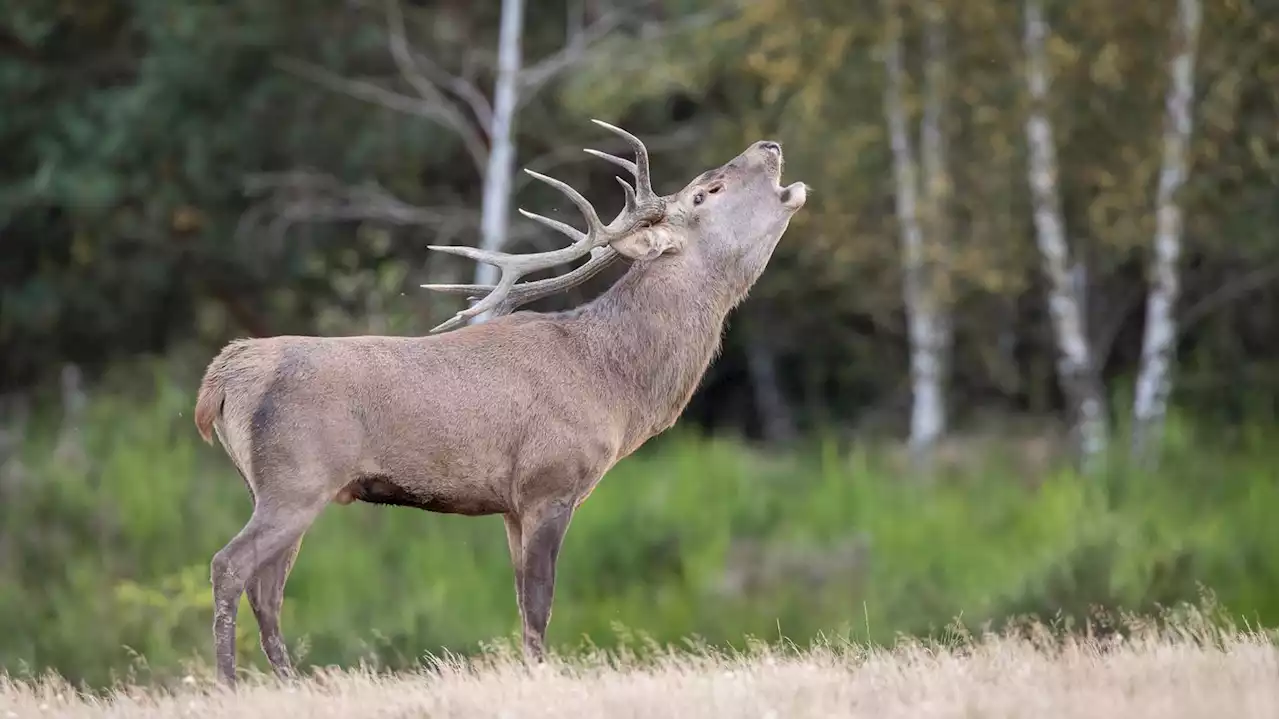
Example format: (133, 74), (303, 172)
(2, 624), (1276, 719)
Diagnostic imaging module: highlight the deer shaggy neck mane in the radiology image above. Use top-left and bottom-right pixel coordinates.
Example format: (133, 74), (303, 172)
(566, 250), (735, 449)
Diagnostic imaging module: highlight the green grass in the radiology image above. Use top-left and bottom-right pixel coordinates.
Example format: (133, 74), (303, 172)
(0, 360), (1275, 688)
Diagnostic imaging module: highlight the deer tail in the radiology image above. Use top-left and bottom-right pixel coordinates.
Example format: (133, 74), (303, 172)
(194, 366), (226, 445)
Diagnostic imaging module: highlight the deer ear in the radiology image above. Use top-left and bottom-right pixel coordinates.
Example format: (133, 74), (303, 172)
(610, 226), (682, 262)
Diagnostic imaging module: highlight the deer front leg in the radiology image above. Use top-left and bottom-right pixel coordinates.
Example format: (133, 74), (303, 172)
(503, 514), (525, 626)
(517, 502), (574, 662)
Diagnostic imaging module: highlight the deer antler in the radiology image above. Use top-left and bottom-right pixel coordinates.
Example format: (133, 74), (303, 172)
(421, 119), (663, 333)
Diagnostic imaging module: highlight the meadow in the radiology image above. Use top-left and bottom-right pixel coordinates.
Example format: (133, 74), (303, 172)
(1, 609), (1275, 719)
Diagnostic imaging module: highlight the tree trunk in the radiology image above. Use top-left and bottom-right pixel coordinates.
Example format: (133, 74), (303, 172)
(743, 319), (797, 444)
(1021, 0), (1109, 470)
(918, 0), (954, 454)
(1132, 0), (1202, 464)
(472, 0), (526, 324)
(883, 0), (948, 465)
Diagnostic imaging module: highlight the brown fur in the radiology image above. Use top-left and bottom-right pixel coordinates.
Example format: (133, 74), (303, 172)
(193, 386), (219, 444)
(194, 339), (251, 444)
(196, 139), (808, 684)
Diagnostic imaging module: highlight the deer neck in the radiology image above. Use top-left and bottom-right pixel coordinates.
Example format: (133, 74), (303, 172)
(577, 254), (737, 446)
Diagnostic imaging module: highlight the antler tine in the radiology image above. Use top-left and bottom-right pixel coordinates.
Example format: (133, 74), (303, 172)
(522, 169), (607, 240)
(583, 149), (637, 177)
(517, 207), (586, 243)
(425, 268), (520, 333)
(423, 246), (627, 331)
(588, 119), (656, 203)
(614, 176), (637, 213)
(421, 245), (623, 307)
(422, 120), (664, 333)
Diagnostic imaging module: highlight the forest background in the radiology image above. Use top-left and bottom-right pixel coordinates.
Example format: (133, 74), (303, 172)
(0, 0), (1275, 688)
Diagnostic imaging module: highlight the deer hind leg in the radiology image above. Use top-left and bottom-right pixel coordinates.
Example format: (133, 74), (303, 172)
(211, 501), (322, 685)
(246, 535), (305, 677)
(516, 503), (575, 662)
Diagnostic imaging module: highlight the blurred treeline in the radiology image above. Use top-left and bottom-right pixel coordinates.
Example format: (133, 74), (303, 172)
(0, 0), (1276, 688)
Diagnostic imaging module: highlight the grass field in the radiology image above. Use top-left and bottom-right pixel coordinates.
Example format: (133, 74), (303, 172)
(2, 618), (1275, 719)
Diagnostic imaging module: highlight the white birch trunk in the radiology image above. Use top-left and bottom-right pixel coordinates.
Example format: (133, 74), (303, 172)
(1022, 0), (1109, 468)
(918, 0), (953, 450)
(472, 0), (526, 324)
(1132, 0), (1202, 462)
(883, 0), (947, 461)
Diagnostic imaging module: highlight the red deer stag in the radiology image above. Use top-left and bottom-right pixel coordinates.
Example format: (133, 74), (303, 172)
(193, 119), (808, 685)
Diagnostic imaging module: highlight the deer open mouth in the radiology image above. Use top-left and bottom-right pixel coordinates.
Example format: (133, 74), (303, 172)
(780, 181), (808, 210)
(761, 144), (805, 210)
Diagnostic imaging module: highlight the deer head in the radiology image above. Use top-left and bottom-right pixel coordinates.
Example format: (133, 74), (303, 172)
(631, 138), (809, 297)
(421, 121), (808, 330)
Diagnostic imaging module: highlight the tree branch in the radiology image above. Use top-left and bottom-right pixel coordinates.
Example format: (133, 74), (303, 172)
(518, 10), (626, 107)
(1178, 266), (1278, 337)
(516, 3), (732, 110)
(274, 56), (489, 175)
(245, 171), (474, 225)
(239, 170), (549, 250)
(384, 0), (494, 139)
(408, 48), (495, 132)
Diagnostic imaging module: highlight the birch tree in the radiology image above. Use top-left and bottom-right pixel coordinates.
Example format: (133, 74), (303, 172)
(918, 0), (953, 455)
(275, 0), (620, 322)
(883, 0), (952, 463)
(1131, 0), (1202, 463)
(1021, 0), (1109, 469)
(471, 0), (526, 323)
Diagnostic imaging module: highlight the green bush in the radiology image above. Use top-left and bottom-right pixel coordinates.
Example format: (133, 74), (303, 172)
(0, 362), (1275, 688)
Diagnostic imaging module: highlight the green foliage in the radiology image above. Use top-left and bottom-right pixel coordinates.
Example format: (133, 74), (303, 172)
(1, 367), (1273, 688)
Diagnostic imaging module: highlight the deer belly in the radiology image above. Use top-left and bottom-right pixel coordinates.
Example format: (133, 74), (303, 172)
(336, 475), (505, 516)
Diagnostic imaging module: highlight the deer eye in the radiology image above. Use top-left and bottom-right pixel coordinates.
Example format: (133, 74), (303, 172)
(708, 184), (723, 194)
(693, 191), (706, 206)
